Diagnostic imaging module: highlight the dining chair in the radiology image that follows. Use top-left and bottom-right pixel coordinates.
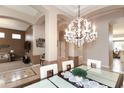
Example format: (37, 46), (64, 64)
(62, 60), (74, 71)
(40, 64), (58, 79)
(87, 59), (102, 69)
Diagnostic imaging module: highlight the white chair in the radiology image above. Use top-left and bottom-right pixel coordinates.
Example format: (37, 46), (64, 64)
(87, 59), (102, 69)
(40, 64), (58, 79)
(62, 60), (74, 71)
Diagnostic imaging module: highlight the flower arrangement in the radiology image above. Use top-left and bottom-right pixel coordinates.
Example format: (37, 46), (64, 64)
(72, 68), (87, 78)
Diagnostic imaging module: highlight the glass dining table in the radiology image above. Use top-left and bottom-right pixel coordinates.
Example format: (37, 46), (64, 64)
(25, 75), (76, 88)
(25, 65), (123, 88)
(76, 65), (123, 88)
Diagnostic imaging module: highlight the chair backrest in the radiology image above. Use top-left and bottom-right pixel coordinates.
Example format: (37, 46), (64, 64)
(40, 64), (58, 79)
(62, 60), (74, 71)
(87, 59), (102, 69)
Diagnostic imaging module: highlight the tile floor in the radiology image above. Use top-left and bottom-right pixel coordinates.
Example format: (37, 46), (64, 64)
(0, 60), (32, 72)
(0, 68), (35, 84)
(0, 59), (124, 88)
(0, 64), (40, 88)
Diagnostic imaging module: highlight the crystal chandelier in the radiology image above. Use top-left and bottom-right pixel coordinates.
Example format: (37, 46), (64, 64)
(64, 5), (97, 47)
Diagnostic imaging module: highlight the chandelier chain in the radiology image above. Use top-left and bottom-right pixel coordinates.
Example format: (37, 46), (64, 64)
(78, 5), (80, 18)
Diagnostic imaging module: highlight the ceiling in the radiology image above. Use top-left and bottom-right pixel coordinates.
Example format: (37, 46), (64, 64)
(53, 5), (110, 17)
(4, 5), (40, 17)
(0, 18), (29, 31)
(54, 5), (89, 16)
(0, 5), (42, 31)
(0, 5), (120, 31)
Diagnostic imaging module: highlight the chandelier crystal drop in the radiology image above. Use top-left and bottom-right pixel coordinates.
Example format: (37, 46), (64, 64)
(64, 5), (97, 47)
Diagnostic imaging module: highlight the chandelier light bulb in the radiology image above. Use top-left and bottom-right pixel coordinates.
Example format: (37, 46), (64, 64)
(93, 25), (96, 32)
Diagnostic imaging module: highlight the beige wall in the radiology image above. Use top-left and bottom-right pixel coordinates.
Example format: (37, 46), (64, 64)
(83, 8), (124, 68)
(25, 26), (33, 63)
(25, 26), (33, 56)
(74, 46), (83, 56)
(32, 24), (45, 56)
(58, 26), (69, 59)
(25, 26), (41, 65)
(83, 21), (110, 68)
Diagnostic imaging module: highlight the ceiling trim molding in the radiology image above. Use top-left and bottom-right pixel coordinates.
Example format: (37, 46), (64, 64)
(0, 15), (30, 25)
(85, 6), (124, 19)
(113, 34), (124, 38)
(0, 6), (37, 24)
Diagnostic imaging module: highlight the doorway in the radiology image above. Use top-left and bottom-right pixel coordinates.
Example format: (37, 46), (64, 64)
(110, 18), (124, 73)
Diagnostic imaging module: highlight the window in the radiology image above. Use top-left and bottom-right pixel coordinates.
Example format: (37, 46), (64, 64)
(0, 32), (5, 38)
(12, 34), (21, 39)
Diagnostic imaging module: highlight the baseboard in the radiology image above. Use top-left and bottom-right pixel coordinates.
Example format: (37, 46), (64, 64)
(32, 64), (40, 66)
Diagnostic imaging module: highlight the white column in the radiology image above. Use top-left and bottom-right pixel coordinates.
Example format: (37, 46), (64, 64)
(45, 11), (57, 61)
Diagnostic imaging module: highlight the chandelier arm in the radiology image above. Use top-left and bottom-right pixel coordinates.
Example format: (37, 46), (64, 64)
(64, 5), (97, 47)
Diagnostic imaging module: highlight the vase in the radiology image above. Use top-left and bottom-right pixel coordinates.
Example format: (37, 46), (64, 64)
(75, 76), (83, 82)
